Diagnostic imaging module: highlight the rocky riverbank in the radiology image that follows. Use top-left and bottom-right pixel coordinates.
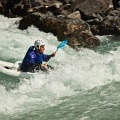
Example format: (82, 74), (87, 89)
(0, 0), (120, 49)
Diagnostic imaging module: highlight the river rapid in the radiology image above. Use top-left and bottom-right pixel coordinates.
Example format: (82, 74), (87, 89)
(0, 15), (120, 120)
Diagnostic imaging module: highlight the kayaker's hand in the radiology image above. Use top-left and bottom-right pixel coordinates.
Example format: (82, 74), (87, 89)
(41, 64), (47, 69)
(51, 52), (56, 57)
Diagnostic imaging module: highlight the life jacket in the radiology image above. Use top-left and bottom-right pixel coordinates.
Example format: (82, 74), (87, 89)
(21, 46), (37, 71)
(21, 46), (51, 72)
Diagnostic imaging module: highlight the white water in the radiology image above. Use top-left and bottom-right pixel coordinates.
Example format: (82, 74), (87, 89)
(0, 15), (120, 119)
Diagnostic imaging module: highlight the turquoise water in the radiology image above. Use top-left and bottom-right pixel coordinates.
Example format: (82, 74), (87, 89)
(0, 15), (120, 120)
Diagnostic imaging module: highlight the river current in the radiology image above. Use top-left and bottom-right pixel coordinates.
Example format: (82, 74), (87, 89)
(0, 15), (120, 120)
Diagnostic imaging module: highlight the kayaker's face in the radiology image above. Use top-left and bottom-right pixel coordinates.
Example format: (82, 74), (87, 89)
(39, 45), (45, 53)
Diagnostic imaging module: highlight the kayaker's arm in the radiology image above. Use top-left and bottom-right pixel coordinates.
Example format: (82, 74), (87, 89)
(43, 52), (56, 62)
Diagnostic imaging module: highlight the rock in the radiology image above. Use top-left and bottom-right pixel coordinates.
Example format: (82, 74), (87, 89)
(57, 0), (75, 4)
(68, 0), (110, 16)
(19, 12), (100, 49)
(112, 0), (120, 9)
(3, 0), (120, 48)
(90, 9), (120, 35)
(3, 0), (31, 17)
(0, 2), (4, 15)
(67, 11), (81, 19)
(30, 0), (43, 7)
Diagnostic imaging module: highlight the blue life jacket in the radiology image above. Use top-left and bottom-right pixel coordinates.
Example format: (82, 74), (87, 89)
(21, 46), (51, 72)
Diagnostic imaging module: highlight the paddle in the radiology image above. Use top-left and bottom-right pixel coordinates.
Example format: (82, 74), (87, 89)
(56, 40), (67, 52)
(44, 40), (67, 69)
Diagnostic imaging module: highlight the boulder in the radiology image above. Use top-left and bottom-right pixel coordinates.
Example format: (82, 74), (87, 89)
(90, 9), (120, 35)
(112, 0), (120, 9)
(19, 12), (100, 49)
(0, 2), (4, 14)
(68, 0), (110, 16)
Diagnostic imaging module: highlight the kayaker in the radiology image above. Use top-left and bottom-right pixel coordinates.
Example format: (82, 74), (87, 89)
(20, 39), (56, 72)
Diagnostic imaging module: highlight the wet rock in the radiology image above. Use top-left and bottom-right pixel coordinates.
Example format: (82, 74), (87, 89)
(0, 2), (4, 14)
(2, 0), (120, 48)
(19, 12), (100, 49)
(112, 0), (120, 9)
(91, 9), (120, 35)
(67, 11), (81, 20)
(68, 0), (110, 16)
(30, 0), (43, 7)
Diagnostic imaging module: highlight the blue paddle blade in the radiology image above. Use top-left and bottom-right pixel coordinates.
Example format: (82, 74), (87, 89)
(56, 40), (67, 51)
